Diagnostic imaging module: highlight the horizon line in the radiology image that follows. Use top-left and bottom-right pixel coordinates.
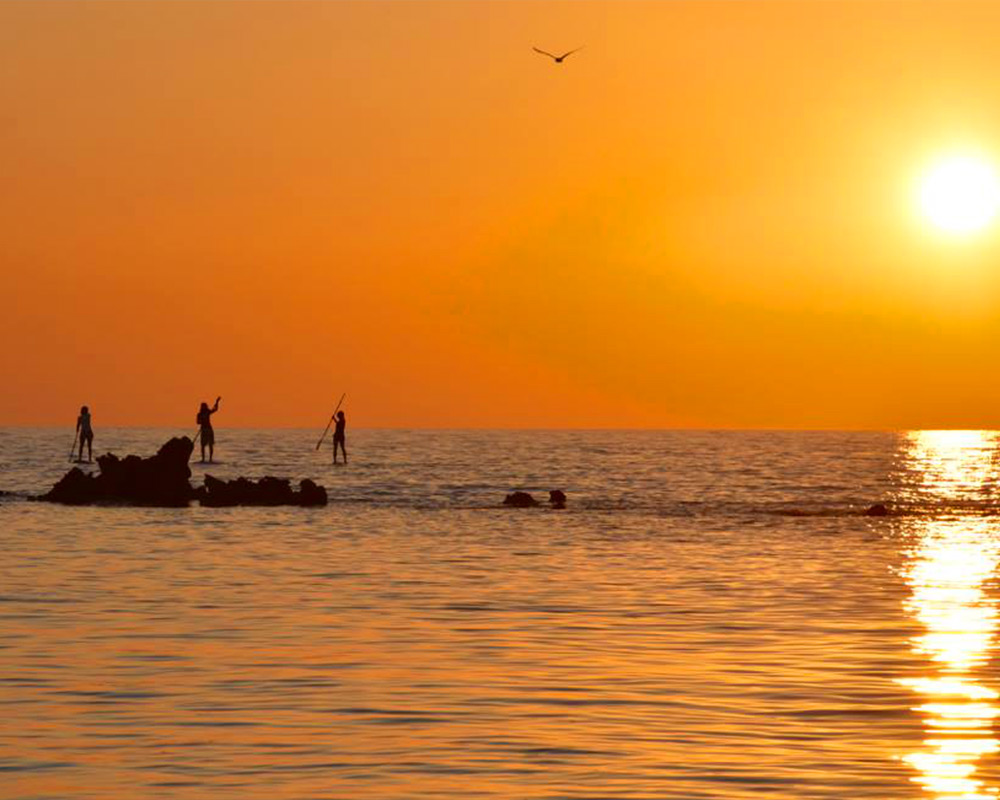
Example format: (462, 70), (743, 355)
(1, 424), (996, 434)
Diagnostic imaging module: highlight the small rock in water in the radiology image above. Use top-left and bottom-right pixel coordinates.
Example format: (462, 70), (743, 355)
(865, 503), (889, 517)
(298, 479), (328, 507)
(503, 491), (539, 508)
(549, 489), (566, 509)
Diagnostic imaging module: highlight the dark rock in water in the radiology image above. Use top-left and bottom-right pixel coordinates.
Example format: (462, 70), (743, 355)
(43, 437), (194, 507)
(297, 479), (328, 507)
(503, 491), (539, 508)
(865, 503), (889, 517)
(197, 474), (328, 507)
(502, 490), (565, 508)
(43, 467), (93, 505)
(41, 437), (327, 509)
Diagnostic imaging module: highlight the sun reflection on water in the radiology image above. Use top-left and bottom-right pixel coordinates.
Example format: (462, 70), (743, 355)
(898, 431), (1000, 799)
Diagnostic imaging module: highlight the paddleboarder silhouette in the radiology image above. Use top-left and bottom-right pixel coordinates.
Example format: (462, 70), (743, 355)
(75, 405), (93, 463)
(333, 410), (347, 464)
(197, 396), (221, 463)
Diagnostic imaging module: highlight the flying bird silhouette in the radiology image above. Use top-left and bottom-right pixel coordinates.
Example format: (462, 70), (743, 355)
(533, 46), (584, 64)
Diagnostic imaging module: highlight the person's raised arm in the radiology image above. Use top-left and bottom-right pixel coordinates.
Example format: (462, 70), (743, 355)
(211, 396), (221, 414)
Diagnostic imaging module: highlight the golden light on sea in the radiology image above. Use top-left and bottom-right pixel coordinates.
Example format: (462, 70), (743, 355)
(897, 431), (1000, 799)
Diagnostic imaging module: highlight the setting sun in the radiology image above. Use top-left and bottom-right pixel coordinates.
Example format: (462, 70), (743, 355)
(919, 155), (1000, 235)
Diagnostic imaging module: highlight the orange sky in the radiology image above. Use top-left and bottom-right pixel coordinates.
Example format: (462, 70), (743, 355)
(4, 1), (1000, 428)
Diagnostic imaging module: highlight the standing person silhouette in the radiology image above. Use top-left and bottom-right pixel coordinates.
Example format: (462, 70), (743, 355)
(332, 410), (347, 464)
(76, 405), (94, 463)
(197, 396), (221, 463)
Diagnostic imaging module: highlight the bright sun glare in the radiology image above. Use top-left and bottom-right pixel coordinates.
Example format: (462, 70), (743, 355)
(919, 155), (1000, 234)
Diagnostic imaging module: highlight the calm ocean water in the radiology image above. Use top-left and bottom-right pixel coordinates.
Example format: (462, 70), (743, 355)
(2, 428), (999, 799)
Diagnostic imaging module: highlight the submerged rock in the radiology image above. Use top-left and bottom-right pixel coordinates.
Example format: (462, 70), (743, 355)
(502, 490), (567, 509)
(503, 491), (539, 508)
(43, 437), (194, 506)
(865, 503), (890, 517)
(196, 474), (328, 507)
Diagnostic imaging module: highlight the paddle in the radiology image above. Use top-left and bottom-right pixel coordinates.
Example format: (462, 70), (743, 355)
(68, 430), (79, 462)
(315, 393), (347, 450)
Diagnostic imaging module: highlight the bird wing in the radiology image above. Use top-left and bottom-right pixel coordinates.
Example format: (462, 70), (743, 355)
(533, 47), (558, 59)
(560, 46), (585, 59)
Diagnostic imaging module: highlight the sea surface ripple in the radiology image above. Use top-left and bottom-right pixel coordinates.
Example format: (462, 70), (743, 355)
(2, 428), (999, 799)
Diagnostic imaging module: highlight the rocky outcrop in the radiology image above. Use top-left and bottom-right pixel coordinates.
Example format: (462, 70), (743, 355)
(41, 437), (328, 508)
(549, 490), (566, 509)
(43, 437), (194, 506)
(196, 475), (328, 507)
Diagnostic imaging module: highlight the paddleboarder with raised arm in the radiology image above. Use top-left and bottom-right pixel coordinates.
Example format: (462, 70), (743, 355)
(197, 396), (221, 463)
(332, 410), (347, 464)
